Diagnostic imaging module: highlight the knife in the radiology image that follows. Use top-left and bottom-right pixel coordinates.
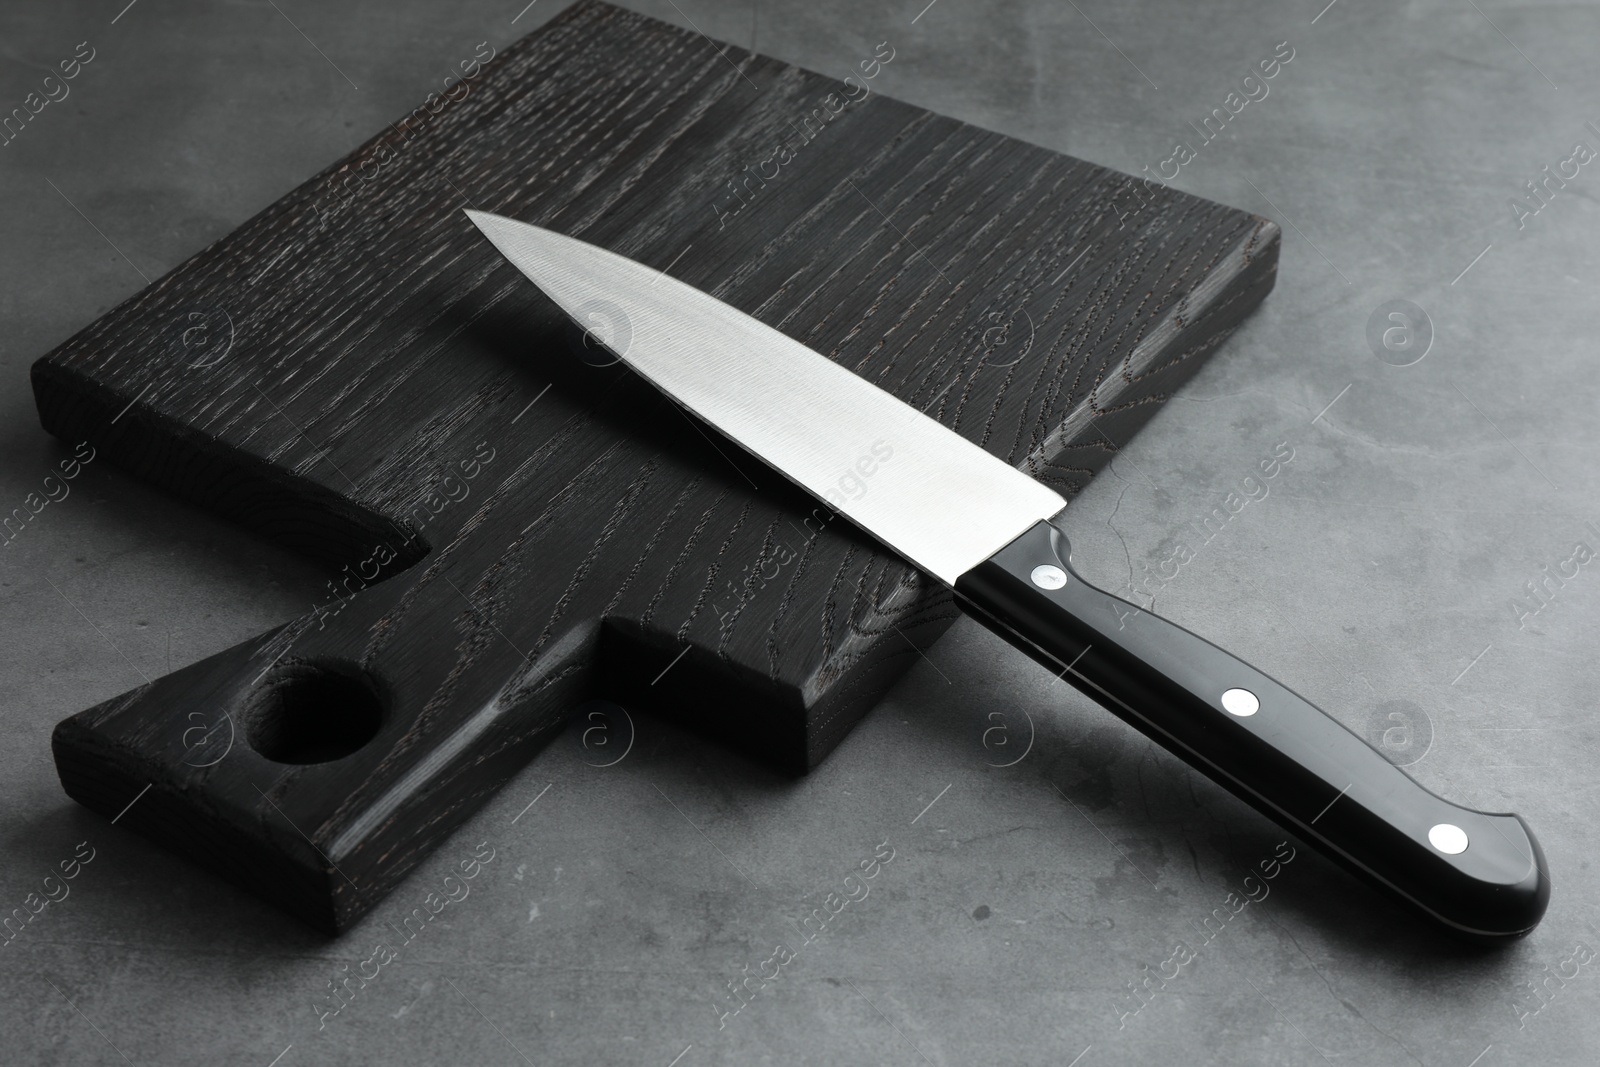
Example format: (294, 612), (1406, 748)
(466, 210), (1549, 941)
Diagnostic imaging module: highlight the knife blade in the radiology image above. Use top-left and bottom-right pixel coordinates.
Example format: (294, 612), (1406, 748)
(466, 210), (1549, 941)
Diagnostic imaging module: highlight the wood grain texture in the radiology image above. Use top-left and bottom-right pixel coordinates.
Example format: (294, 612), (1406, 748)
(34, 0), (1279, 932)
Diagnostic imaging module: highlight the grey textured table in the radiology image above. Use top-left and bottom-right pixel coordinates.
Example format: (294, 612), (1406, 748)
(2, 1), (1596, 1065)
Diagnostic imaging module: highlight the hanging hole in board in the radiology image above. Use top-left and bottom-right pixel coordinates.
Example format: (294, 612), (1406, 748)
(244, 660), (385, 765)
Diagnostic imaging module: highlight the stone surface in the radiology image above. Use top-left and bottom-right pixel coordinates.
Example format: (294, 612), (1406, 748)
(2, 1), (1597, 1065)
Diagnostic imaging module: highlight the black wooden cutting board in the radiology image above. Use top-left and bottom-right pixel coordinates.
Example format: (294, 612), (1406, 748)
(33, 0), (1279, 933)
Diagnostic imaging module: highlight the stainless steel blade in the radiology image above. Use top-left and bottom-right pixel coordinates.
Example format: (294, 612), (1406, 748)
(466, 211), (1066, 585)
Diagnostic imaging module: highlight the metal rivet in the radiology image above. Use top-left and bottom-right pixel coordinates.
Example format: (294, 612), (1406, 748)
(1221, 688), (1259, 716)
(1030, 565), (1067, 590)
(1428, 823), (1469, 855)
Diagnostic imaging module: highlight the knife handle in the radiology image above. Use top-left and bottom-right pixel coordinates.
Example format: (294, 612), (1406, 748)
(952, 519), (1549, 941)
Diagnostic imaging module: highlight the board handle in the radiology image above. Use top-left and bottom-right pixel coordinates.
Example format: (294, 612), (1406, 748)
(50, 566), (588, 933)
(953, 519), (1549, 941)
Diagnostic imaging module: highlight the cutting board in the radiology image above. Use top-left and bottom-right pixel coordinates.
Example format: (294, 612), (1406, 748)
(33, 0), (1279, 933)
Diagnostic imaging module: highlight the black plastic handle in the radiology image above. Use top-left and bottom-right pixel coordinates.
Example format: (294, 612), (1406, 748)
(953, 519), (1549, 941)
